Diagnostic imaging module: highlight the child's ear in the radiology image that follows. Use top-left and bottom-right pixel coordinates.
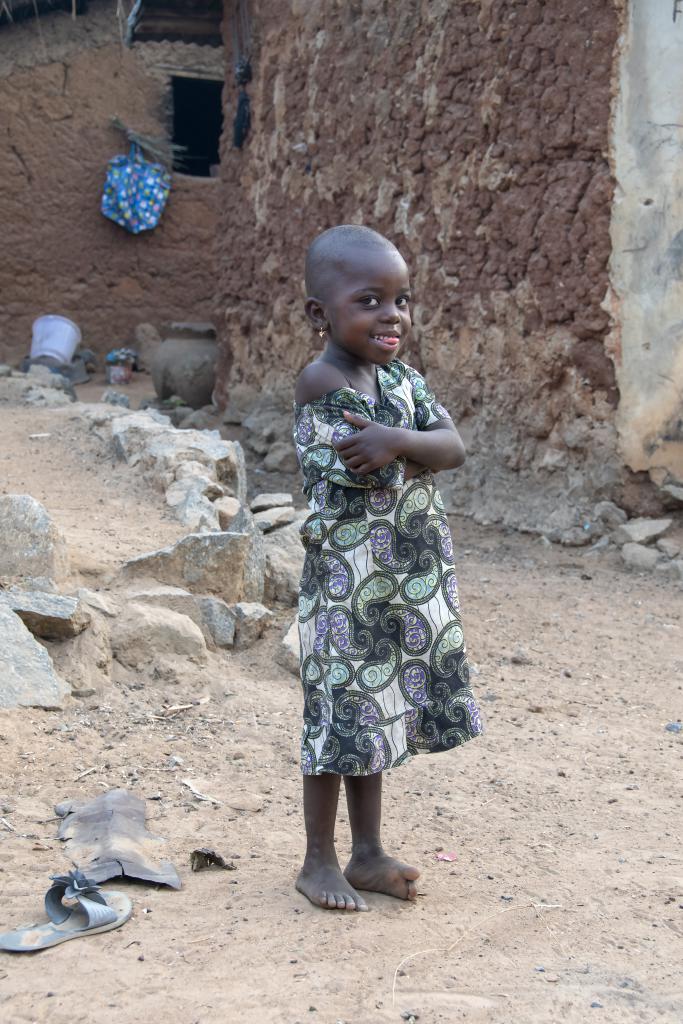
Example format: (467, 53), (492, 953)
(304, 297), (327, 333)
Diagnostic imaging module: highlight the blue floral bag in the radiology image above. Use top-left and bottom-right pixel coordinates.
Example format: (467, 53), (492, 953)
(101, 144), (171, 234)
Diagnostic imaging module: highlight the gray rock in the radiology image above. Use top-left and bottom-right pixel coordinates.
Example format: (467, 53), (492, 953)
(125, 584), (235, 649)
(670, 558), (683, 582)
(110, 410), (170, 465)
(173, 459), (218, 483)
(197, 596), (236, 648)
(27, 364), (72, 392)
(213, 495), (241, 530)
(613, 518), (673, 546)
(0, 599), (69, 709)
(250, 492), (294, 513)
(24, 384), (74, 407)
(220, 383), (259, 425)
(0, 494), (70, 588)
(178, 407), (218, 431)
(101, 389), (130, 408)
(76, 588), (118, 617)
(656, 537), (681, 559)
(242, 406), (289, 456)
(165, 403), (193, 427)
(164, 477), (221, 531)
(593, 500), (628, 531)
(111, 602), (207, 670)
(585, 535), (612, 556)
(254, 506), (298, 532)
(48, 610), (112, 697)
(509, 645), (533, 665)
(122, 530), (257, 603)
(662, 483), (683, 503)
(5, 590), (90, 639)
(263, 515), (307, 606)
(559, 526), (592, 547)
(232, 602), (272, 648)
(276, 618), (300, 676)
(125, 583), (205, 625)
(621, 542), (660, 571)
(224, 506), (266, 602)
(263, 441), (299, 474)
(111, 411), (247, 505)
(0, 364), (11, 377)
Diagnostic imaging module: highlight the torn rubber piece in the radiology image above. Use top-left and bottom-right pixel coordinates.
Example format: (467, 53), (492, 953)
(54, 789), (181, 889)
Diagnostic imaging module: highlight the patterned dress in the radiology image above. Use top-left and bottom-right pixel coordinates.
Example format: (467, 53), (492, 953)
(293, 359), (482, 776)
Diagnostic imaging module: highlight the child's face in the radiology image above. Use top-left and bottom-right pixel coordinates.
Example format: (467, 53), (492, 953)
(315, 248), (412, 365)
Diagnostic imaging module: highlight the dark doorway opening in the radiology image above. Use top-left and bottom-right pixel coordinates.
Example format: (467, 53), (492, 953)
(171, 76), (223, 177)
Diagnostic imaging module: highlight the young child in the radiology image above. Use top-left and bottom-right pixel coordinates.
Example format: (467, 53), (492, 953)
(292, 225), (482, 912)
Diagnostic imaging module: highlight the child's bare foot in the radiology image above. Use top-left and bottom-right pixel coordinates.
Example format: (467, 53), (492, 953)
(344, 849), (420, 901)
(296, 858), (369, 911)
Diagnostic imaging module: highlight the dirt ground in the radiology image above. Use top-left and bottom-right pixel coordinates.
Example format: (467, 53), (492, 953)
(1, 382), (682, 1024)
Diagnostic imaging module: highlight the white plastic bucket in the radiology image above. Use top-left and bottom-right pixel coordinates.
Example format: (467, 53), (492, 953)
(31, 315), (81, 363)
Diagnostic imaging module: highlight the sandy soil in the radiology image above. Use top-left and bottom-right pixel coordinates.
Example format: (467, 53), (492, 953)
(0, 387), (682, 1024)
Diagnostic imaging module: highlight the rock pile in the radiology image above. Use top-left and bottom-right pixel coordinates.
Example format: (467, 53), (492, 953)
(612, 517), (682, 578)
(0, 364), (75, 407)
(0, 400), (307, 708)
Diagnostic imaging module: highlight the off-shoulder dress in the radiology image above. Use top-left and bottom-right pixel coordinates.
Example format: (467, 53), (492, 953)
(292, 359), (482, 776)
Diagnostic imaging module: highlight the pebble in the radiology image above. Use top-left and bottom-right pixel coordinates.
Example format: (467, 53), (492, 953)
(101, 388), (131, 408)
(665, 722), (682, 733)
(510, 645), (532, 665)
(590, 1001), (603, 1009)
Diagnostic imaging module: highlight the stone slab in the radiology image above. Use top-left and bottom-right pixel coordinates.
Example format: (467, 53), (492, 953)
(5, 589), (90, 639)
(122, 531), (254, 603)
(0, 599), (69, 709)
(232, 602), (273, 648)
(613, 517), (673, 546)
(621, 542), (660, 571)
(250, 492), (294, 513)
(276, 618), (300, 676)
(254, 506), (298, 532)
(0, 494), (70, 587)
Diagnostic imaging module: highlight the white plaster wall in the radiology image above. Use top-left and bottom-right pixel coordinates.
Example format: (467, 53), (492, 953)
(610, 0), (683, 498)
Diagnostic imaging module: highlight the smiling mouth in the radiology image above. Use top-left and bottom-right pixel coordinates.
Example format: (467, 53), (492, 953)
(370, 335), (400, 348)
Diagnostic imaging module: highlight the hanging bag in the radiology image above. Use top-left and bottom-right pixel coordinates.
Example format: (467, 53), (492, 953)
(101, 143), (171, 234)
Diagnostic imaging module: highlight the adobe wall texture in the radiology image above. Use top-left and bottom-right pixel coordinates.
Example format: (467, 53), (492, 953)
(216, 0), (663, 535)
(0, 1), (222, 364)
(609, 1), (683, 504)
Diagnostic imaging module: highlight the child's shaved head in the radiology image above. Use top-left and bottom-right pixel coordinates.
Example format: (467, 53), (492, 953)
(305, 225), (403, 299)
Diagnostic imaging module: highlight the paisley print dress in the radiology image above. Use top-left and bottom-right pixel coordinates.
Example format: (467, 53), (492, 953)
(293, 359), (482, 776)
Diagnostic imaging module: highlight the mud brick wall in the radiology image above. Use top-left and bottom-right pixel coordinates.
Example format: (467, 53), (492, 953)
(215, 0), (649, 533)
(0, 2), (221, 363)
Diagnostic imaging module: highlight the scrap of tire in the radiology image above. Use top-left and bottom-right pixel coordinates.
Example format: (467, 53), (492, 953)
(54, 788), (181, 889)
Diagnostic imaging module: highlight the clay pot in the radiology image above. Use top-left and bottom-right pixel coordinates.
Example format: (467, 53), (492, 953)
(151, 323), (217, 409)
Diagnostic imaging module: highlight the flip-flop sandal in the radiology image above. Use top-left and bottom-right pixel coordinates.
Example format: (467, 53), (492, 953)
(0, 870), (132, 952)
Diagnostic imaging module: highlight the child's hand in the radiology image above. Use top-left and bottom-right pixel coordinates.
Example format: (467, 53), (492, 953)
(334, 411), (401, 475)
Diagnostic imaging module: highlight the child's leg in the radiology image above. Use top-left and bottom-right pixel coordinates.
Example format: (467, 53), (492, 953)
(343, 773), (420, 901)
(295, 774), (369, 911)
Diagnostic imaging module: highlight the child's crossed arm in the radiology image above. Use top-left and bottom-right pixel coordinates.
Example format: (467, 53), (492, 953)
(335, 410), (465, 478)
